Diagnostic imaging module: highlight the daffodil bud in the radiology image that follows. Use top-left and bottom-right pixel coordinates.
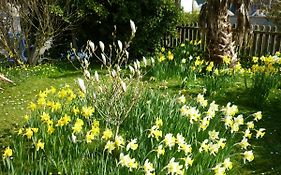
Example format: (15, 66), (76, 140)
(116, 65), (121, 72)
(151, 57), (155, 66)
(136, 60), (140, 69)
(129, 65), (135, 74)
(99, 41), (105, 52)
(71, 134), (77, 143)
(77, 78), (86, 93)
(101, 53), (106, 65)
(130, 20), (136, 34)
(84, 59), (89, 67)
(93, 92), (97, 100)
(94, 71), (99, 82)
(84, 70), (91, 80)
(111, 69), (117, 78)
(117, 40), (123, 51)
(134, 61), (138, 70)
(143, 57), (147, 67)
(125, 50), (129, 58)
(120, 80), (127, 92)
(88, 40), (95, 53)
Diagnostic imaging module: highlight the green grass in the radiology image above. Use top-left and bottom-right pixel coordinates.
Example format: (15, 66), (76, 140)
(0, 63), (281, 174)
(0, 64), (82, 145)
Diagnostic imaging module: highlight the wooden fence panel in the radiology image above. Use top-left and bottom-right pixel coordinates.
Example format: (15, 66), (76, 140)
(162, 23), (281, 56)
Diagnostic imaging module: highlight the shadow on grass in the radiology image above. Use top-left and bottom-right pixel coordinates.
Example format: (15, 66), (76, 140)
(48, 71), (82, 79)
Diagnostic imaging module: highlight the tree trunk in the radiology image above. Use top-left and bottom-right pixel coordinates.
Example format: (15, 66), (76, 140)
(200, 0), (237, 64)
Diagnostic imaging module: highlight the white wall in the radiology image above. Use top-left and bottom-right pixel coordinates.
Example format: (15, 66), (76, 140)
(181, 0), (200, 13)
(181, 0), (193, 12)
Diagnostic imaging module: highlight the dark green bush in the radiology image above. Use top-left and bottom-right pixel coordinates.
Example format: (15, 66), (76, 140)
(76, 0), (182, 60)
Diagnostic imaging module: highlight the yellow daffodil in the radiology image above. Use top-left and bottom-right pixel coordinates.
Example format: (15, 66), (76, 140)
(28, 102), (37, 111)
(155, 118), (163, 128)
(57, 89), (67, 98)
(143, 159), (155, 174)
(102, 129), (113, 140)
(199, 117), (210, 132)
(86, 132), (95, 143)
(47, 125), (55, 135)
(56, 114), (71, 127)
(256, 128), (266, 139)
(148, 125), (162, 141)
(181, 156), (193, 168)
(166, 157), (184, 175)
(240, 137), (250, 150)
(177, 95), (186, 104)
(24, 128), (33, 139)
(199, 139), (209, 153)
(206, 62), (214, 72)
(23, 114), (29, 121)
(18, 128), (23, 135)
(31, 128), (39, 133)
(41, 112), (51, 123)
(72, 118), (84, 133)
(244, 128), (252, 139)
(217, 138), (226, 149)
(37, 97), (46, 106)
(178, 143), (192, 155)
(253, 111), (262, 121)
(212, 164), (226, 175)
(156, 144), (165, 158)
(38, 91), (48, 99)
(209, 143), (220, 155)
(252, 56), (259, 63)
(196, 94), (208, 107)
(104, 141), (116, 153)
(72, 106), (80, 115)
(223, 158), (233, 170)
(243, 150), (254, 163)
(119, 153), (138, 171)
(159, 53), (166, 62)
(221, 102), (238, 116)
(126, 139), (138, 151)
(167, 51), (174, 61)
(51, 102), (61, 112)
(223, 56), (231, 65)
(247, 121), (255, 129)
(81, 106), (95, 118)
(163, 133), (176, 149)
(209, 130), (219, 141)
(35, 139), (44, 151)
(3, 147), (12, 158)
(115, 135), (125, 148)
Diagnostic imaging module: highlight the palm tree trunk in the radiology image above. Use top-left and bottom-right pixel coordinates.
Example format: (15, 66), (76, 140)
(200, 0), (236, 64)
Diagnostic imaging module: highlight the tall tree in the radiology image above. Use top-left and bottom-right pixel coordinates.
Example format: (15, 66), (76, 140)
(199, 0), (251, 64)
(0, 0), (82, 65)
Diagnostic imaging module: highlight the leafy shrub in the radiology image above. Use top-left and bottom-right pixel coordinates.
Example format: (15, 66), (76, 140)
(178, 11), (200, 26)
(77, 0), (182, 59)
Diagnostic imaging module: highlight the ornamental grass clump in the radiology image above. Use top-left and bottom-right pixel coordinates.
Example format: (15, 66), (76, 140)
(247, 53), (281, 107)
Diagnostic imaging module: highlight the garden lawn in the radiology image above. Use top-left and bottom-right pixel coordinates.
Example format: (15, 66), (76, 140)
(0, 64), (82, 145)
(0, 64), (281, 174)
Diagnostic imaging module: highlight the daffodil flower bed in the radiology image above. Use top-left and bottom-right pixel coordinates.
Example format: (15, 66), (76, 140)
(0, 20), (270, 174)
(2, 83), (265, 174)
